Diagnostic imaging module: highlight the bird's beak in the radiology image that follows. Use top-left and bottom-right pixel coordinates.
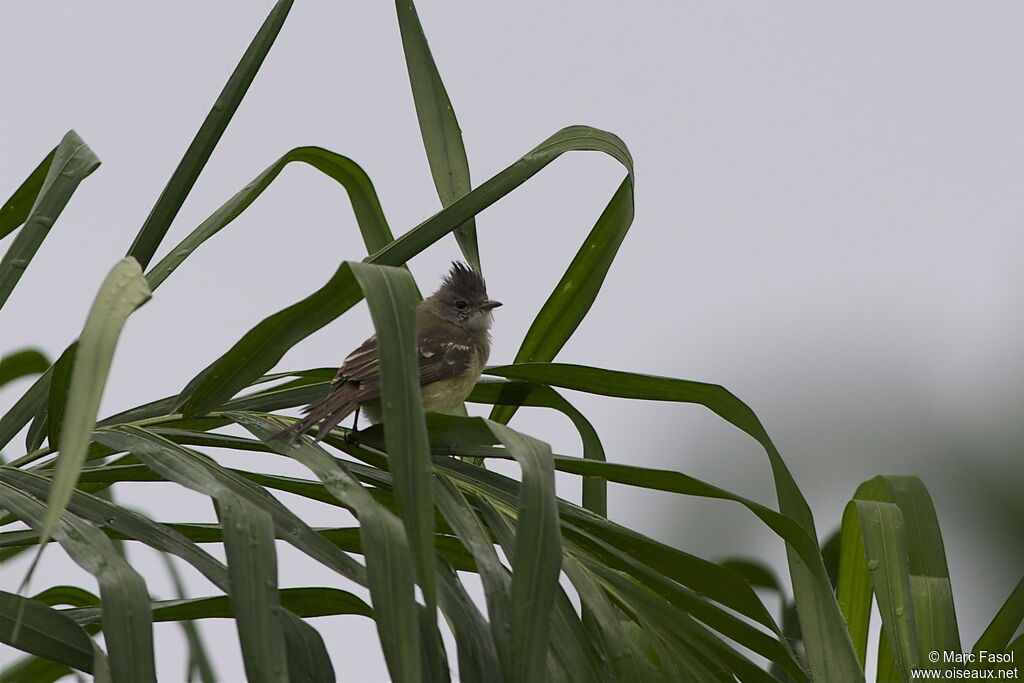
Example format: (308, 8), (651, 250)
(480, 300), (502, 311)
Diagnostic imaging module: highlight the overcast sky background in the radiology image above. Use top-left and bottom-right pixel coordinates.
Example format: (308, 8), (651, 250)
(2, 2), (1023, 680)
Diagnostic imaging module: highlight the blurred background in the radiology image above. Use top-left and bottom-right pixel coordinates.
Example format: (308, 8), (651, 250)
(2, 2), (1022, 680)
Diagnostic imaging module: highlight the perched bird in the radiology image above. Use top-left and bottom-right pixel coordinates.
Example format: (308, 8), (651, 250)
(285, 261), (501, 441)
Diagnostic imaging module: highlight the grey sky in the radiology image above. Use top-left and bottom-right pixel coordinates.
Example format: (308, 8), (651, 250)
(3, 2), (1023, 680)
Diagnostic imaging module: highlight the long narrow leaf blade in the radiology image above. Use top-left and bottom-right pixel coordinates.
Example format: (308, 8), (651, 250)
(974, 576), (1024, 655)
(145, 147), (392, 291)
(484, 362), (862, 681)
(93, 426), (366, 584)
(371, 125), (631, 268)
(484, 421), (561, 683)
(161, 557), (217, 683)
(175, 126), (632, 417)
(125, 0), (294, 269)
(491, 174), (634, 425)
(219, 494), (288, 683)
(395, 0), (478, 270)
(435, 560), (503, 682)
(0, 131), (100, 311)
(837, 499), (874, 665)
(0, 467), (228, 588)
(0, 369), (51, 451)
(472, 376), (609, 514)
(433, 475), (511, 673)
(41, 257), (150, 544)
(1, 464), (336, 681)
(0, 590), (95, 674)
(349, 262), (436, 612)
(231, 413), (423, 683)
(852, 476), (961, 663)
(854, 499), (919, 680)
(0, 350), (50, 389)
(0, 147), (56, 239)
(0, 483), (155, 683)
(174, 261), (362, 416)
(44, 343), (77, 450)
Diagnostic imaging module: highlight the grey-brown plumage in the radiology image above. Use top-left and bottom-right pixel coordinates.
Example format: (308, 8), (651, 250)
(284, 262), (500, 441)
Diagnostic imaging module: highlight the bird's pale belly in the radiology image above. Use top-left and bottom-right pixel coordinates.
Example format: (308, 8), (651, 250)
(361, 350), (486, 423)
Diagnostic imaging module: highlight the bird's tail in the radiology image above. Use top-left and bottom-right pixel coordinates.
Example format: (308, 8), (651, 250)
(273, 385), (359, 444)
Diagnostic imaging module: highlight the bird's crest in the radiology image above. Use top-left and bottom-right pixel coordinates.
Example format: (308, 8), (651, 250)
(441, 261), (487, 299)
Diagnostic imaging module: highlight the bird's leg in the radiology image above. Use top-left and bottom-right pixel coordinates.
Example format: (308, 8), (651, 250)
(345, 407), (361, 445)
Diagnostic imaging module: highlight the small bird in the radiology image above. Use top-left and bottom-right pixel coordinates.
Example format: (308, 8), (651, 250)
(285, 261), (501, 441)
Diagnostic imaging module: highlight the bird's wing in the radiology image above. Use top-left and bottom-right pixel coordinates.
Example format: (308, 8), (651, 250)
(416, 336), (475, 385)
(285, 328), (475, 441)
(338, 333), (475, 393)
(282, 336), (380, 441)
(333, 335), (382, 399)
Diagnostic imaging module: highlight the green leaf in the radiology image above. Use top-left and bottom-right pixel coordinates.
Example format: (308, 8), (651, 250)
(349, 262), (436, 612)
(67, 588), (371, 625)
(561, 559), (660, 683)
(435, 559), (503, 682)
(0, 655), (74, 683)
(490, 177), (634, 425)
(172, 262), (357, 418)
(125, 0), (294, 269)
(420, 418), (806, 678)
(0, 590), (95, 673)
(470, 379), (607, 516)
(218, 493), (288, 683)
(876, 622), (900, 682)
(974, 575), (1024, 655)
(278, 612), (337, 683)
(41, 257), (151, 546)
(484, 421), (561, 683)
(556, 516), (803, 679)
(31, 586), (100, 609)
(433, 475), (511, 672)
(161, 555), (217, 683)
(839, 476), (962, 673)
(24, 398), (48, 453)
(853, 499), (919, 680)
(718, 559), (783, 593)
(88, 432), (340, 681)
(0, 482), (154, 683)
(592, 565), (715, 682)
(0, 349), (50, 389)
(599, 567), (771, 683)
(483, 362), (861, 682)
(230, 412), (424, 683)
(868, 477), (960, 658)
(470, 493), (603, 683)
(0, 131), (100, 311)
(395, 0), (478, 270)
(0, 465), (335, 681)
(578, 531), (799, 677)
(1010, 635), (1024, 670)
(371, 125), (631, 268)
(44, 342), (77, 450)
(92, 426), (366, 585)
(0, 467), (227, 589)
(0, 368), (51, 451)
(837, 500), (873, 666)
(174, 125), (631, 418)
(0, 147), (55, 239)
(145, 147), (393, 291)
(425, 418), (795, 627)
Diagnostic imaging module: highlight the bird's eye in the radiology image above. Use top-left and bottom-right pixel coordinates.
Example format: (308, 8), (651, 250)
(455, 300), (468, 310)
